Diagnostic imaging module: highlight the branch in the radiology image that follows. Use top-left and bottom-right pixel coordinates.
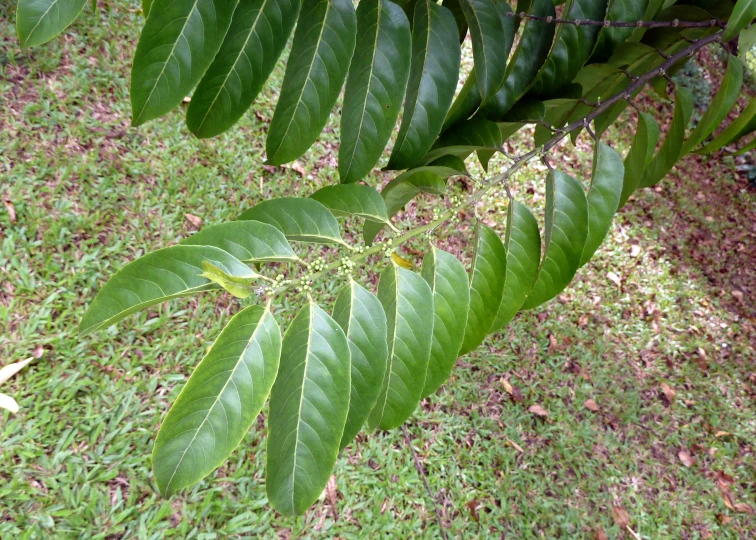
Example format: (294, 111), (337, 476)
(505, 12), (727, 29)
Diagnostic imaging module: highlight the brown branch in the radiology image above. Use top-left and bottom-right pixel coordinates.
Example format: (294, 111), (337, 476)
(505, 12), (726, 29)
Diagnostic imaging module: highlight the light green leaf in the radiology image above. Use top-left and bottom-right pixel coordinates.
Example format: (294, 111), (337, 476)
(639, 87), (694, 188)
(479, 0), (555, 119)
(368, 264), (433, 429)
(580, 142), (624, 266)
(198, 261), (256, 299)
(79, 246), (254, 336)
(265, 0), (357, 164)
(696, 96), (756, 154)
(339, 0), (412, 184)
(266, 302), (351, 516)
(722, 0), (756, 41)
(459, 222), (507, 355)
(130, 0), (239, 125)
(420, 247), (469, 398)
(237, 197), (347, 246)
(619, 112), (659, 208)
(491, 201), (541, 332)
(180, 220), (299, 263)
(16, 0), (87, 48)
(459, 0), (511, 102)
(152, 305), (281, 497)
(682, 56), (743, 155)
(332, 280), (389, 449)
(309, 184), (391, 225)
(522, 171), (588, 310)
(386, 0), (461, 170)
(186, 0), (301, 138)
(530, 0), (608, 97)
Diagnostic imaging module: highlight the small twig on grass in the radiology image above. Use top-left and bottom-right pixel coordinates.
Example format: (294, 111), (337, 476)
(401, 425), (449, 540)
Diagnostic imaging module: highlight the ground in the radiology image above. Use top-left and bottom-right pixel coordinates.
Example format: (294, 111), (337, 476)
(1, 1), (755, 539)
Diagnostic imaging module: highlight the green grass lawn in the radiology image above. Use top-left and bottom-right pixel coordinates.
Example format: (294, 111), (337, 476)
(2, 2), (755, 538)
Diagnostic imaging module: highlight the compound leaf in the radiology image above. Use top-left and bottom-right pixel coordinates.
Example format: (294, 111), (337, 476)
(180, 220), (299, 263)
(266, 302), (351, 516)
(460, 0), (511, 103)
(152, 305), (281, 497)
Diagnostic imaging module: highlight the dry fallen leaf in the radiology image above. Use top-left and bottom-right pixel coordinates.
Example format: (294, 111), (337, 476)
(3, 196), (16, 223)
(717, 513), (731, 525)
(325, 475), (339, 517)
(548, 333), (558, 351)
(660, 382), (676, 403)
(678, 449), (696, 467)
(731, 289), (744, 302)
(184, 213), (203, 229)
(467, 499), (479, 522)
(529, 404), (549, 418)
(594, 527), (609, 540)
(505, 437), (524, 453)
(611, 505), (631, 528)
(391, 252), (413, 269)
(714, 431), (732, 438)
(630, 244), (641, 257)
(290, 161), (307, 178)
(511, 386), (524, 403)
(584, 399), (599, 412)
(500, 377), (514, 395)
(32, 345), (44, 359)
(607, 272), (622, 287)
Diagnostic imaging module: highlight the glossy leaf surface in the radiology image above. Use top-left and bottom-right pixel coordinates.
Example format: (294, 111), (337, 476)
(16, 0), (87, 48)
(339, 0), (412, 183)
(152, 305), (281, 496)
(332, 280), (389, 449)
(80, 246), (254, 335)
(130, 0), (238, 125)
(460, 0), (510, 102)
(266, 0), (357, 164)
(266, 302), (351, 516)
(187, 0), (301, 138)
(386, 0), (461, 169)
(309, 184), (391, 224)
(180, 221), (299, 263)
(459, 223), (507, 355)
(422, 118), (503, 164)
(590, 0), (649, 63)
(619, 112), (658, 207)
(368, 265), (433, 429)
(723, 0), (756, 41)
(420, 247), (469, 397)
(237, 197), (346, 245)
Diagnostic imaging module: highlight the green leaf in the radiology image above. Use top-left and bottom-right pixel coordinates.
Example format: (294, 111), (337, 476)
(310, 184), (391, 225)
(479, 0), (555, 119)
(265, 0), (357, 164)
(529, 0), (608, 97)
(368, 264), (433, 429)
(386, 0), (461, 170)
(442, 69), (481, 131)
(237, 197), (347, 246)
(186, 0), (301, 138)
(130, 0), (238, 126)
(152, 305), (281, 497)
(420, 247), (469, 398)
(459, 0), (511, 102)
(722, 0), (756, 41)
(491, 200), (541, 332)
(696, 96), (756, 154)
(421, 118), (503, 164)
(332, 280), (389, 449)
(338, 0), (412, 184)
(16, 0), (87, 47)
(79, 246), (254, 336)
(619, 112), (659, 208)
(580, 142), (624, 266)
(589, 0), (649, 63)
(442, 0), (469, 42)
(522, 171), (588, 310)
(681, 56), (743, 155)
(199, 260), (256, 298)
(459, 222), (507, 355)
(639, 87), (694, 188)
(143, 0), (152, 17)
(266, 301), (351, 516)
(180, 220), (299, 263)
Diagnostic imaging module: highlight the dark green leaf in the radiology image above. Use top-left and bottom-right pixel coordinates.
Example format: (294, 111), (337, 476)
(442, 0), (469, 42)
(590, 0), (649, 63)
(722, 0), (756, 41)
(386, 0), (461, 170)
(16, 0), (87, 47)
(491, 201), (541, 332)
(332, 280), (389, 449)
(459, 223), (507, 355)
(130, 0), (238, 125)
(420, 247), (469, 397)
(421, 118), (503, 164)
(237, 197), (347, 246)
(79, 246), (254, 335)
(522, 171), (588, 310)
(368, 264), (433, 429)
(580, 142), (624, 266)
(152, 305), (281, 497)
(186, 0), (301, 138)
(266, 301), (351, 516)
(442, 69), (481, 131)
(180, 220), (299, 263)
(266, 0), (357, 164)
(310, 184), (391, 225)
(619, 112), (659, 208)
(696, 96), (756, 154)
(459, 0), (511, 102)
(143, 0), (152, 17)
(339, 0), (412, 183)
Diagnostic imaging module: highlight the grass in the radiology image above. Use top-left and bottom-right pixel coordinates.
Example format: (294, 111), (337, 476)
(1, 1), (755, 538)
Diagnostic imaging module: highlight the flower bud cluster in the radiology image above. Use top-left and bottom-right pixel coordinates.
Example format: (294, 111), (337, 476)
(337, 256), (355, 277)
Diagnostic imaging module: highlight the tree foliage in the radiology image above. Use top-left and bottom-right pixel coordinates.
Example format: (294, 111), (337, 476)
(14, 0), (756, 517)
